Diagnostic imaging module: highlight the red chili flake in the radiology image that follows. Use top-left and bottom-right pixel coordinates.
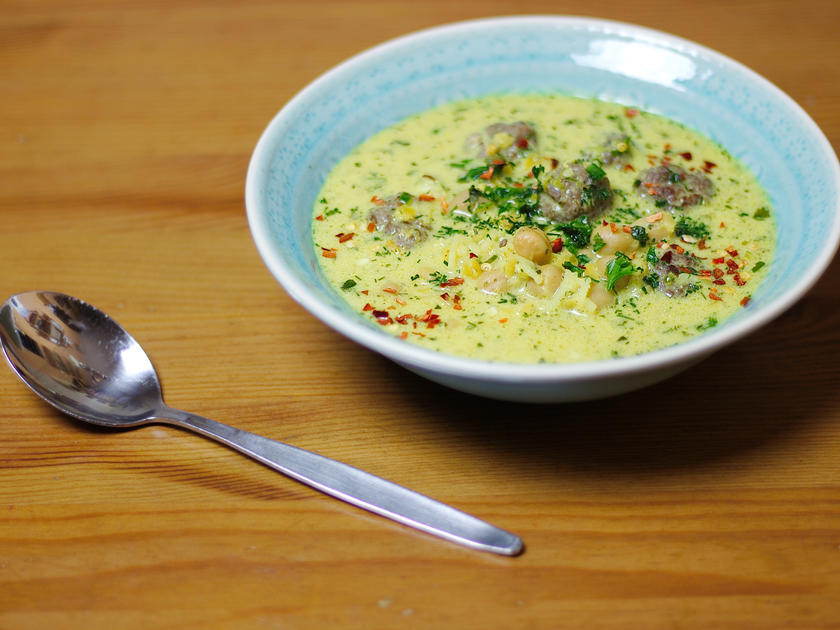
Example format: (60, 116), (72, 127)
(498, 318), (509, 324)
(726, 260), (740, 274)
(412, 331), (426, 338)
(360, 290), (369, 295)
(362, 303), (373, 311)
(709, 289), (723, 301)
(372, 310), (392, 325)
(419, 310), (441, 329)
(395, 314), (412, 324)
(417, 194), (435, 202)
(622, 163), (636, 172)
(713, 279), (726, 286)
(513, 182), (524, 188)
(550, 157), (559, 169)
(679, 151), (693, 160)
(679, 266), (694, 274)
(697, 238), (707, 250)
(338, 232), (355, 243)
(622, 224), (633, 234)
(382, 287), (398, 294)
(492, 158), (506, 166)
(479, 166), (494, 179)
(720, 221), (726, 228)
(669, 243), (685, 254)
(315, 214), (324, 221)
(712, 256), (725, 265)
(440, 277), (464, 287)
(702, 160), (717, 173)
(366, 222), (376, 233)
(726, 247), (739, 257)
(440, 292), (449, 301)
(698, 269), (712, 277)
(452, 295), (463, 311)
(740, 296), (751, 307)
(733, 273), (746, 286)
(371, 195), (387, 205)
(399, 331), (408, 340)
(551, 237), (563, 253)
(713, 268), (724, 279)
(625, 108), (639, 118)
(515, 138), (529, 148)
(321, 247), (337, 258)
(609, 222), (618, 233)
(469, 252), (478, 259)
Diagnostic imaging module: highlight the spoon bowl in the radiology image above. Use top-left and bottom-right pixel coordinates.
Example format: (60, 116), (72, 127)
(0, 291), (523, 556)
(0, 291), (162, 426)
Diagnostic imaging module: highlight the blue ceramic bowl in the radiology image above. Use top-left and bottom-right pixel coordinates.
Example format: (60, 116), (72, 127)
(246, 16), (840, 402)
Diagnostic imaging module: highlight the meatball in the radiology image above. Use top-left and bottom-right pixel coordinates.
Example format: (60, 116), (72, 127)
(636, 164), (713, 210)
(368, 195), (430, 249)
(465, 121), (536, 161)
(538, 161), (613, 222)
(646, 248), (703, 297)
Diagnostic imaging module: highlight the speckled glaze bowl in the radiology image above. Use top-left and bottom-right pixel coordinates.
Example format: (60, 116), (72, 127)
(245, 16), (840, 402)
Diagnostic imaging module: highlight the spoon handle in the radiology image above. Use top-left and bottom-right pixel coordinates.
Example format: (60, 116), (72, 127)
(158, 406), (522, 556)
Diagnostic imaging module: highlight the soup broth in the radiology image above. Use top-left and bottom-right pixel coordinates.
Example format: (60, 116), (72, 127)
(312, 94), (775, 363)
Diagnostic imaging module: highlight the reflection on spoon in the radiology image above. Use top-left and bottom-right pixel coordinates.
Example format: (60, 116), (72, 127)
(0, 291), (522, 556)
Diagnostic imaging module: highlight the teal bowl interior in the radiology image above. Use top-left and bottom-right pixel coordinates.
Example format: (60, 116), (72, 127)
(246, 16), (840, 401)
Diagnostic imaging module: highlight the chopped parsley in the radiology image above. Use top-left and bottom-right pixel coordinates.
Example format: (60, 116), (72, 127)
(675, 216), (710, 240)
(605, 252), (635, 291)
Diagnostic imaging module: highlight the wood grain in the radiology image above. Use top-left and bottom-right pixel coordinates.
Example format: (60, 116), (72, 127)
(2, 1), (839, 628)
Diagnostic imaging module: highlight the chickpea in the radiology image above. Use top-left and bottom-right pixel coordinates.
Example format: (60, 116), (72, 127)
(513, 226), (552, 264)
(588, 283), (615, 310)
(528, 264), (565, 297)
(634, 212), (675, 241)
(594, 224), (637, 256)
(477, 268), (509, 294)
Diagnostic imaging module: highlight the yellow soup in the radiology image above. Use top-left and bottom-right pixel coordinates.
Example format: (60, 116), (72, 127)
(313, 94), (775, 363)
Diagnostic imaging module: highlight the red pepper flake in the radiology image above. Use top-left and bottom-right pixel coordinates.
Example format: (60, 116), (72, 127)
(399, 331), (408, 340)
(338, 232), (355, 243)
(372, 310), (392, 325)
(623, 163), (636, 172)
(551, 237), (563, 253)
(321, 247), (337, 258)
(513, 182), (524, 188)
(669, 243), (685, 254)
(315, 214), (324, 221)
(411, 331), (426, 338)
(469, 252), (478, 259)
(702, 160), (717, 173)
(550, 158), (559, 169)
(515, 138), (529, 148)
(621, 224), (633, 234)
(395, 314), (412, 324)
(740, 296), (751, 307)
(720, 221), (726, 228)
(382, 287), (398, 294)
(713, 278), (726, 285)
(709, 289), (723, 301)
(726, 247), (739, 257)
(712, 256), (725, 265)
(479, 166), (494, 179)
(713, 268), (724, 279)
(417, 194), (435, 202)
(440, 277), (464, 287)
(698, 269), (712, 277)
(419, 309), (441, 328)
(733, 273), (746, 286)
(366, 221), (376, 232)
(360, 290), (369, 295)
(697, 238), (707, 250)
(625, 108), (639, 118)
(679, 151), (693, 160)
(452, 295), (463, 311)
(609, 222), (618, 234)
(440, 198), (449, 213)
(395, 297), (407, 306)
(498, 318), (508, 324)
(371, 195), (387, 205)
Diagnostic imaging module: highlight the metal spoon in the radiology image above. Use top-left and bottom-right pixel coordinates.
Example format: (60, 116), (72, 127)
(0, 291), (522, 555)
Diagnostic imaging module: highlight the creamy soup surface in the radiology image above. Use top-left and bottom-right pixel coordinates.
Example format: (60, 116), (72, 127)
(312, 94), (775, 363)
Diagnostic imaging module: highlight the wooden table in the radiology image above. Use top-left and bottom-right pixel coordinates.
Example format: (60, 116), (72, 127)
(2, 1), (839, 628)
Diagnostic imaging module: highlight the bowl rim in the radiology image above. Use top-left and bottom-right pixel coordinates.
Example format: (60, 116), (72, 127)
(246, 14), (840, 385)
